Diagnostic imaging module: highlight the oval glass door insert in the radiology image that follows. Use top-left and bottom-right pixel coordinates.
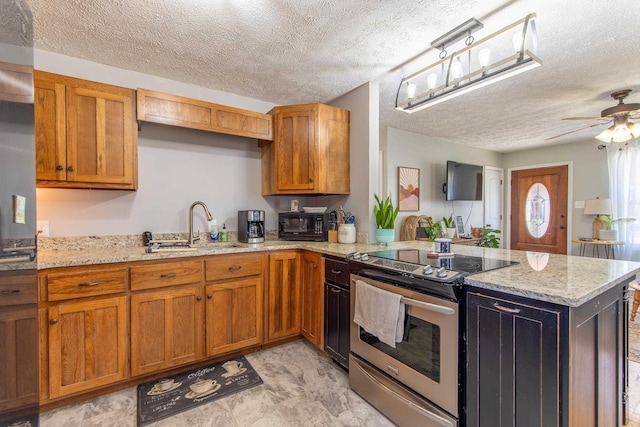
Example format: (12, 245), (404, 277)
(525, 182), (550, 238)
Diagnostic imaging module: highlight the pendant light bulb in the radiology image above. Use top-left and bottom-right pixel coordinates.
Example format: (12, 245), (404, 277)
(407, 83), (417, 99)
(512, 32), (524, 53)
(451, 57), (463, 80)
(478, 48), (491, 67)
(427, 73), (438, 90)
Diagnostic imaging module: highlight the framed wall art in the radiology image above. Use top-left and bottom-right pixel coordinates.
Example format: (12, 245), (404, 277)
(398, 166), (420, 211)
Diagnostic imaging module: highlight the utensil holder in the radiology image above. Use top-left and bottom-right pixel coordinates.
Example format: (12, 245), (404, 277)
(338, 224), (356, 244)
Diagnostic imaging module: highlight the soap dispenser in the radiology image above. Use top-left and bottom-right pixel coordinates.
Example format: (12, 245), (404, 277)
(209, 219), (219, 242)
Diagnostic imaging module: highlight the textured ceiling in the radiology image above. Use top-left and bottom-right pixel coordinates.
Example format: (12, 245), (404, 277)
(25, 0), (640, 152)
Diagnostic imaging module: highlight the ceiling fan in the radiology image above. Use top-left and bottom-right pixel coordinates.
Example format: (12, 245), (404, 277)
(546, 89), (640, 142)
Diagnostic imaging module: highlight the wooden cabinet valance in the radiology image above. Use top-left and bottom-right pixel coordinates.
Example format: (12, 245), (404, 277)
(136, 88), (273, 141)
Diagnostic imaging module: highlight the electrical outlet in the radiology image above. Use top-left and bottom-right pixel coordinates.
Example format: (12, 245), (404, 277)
(37, 220), (50, 237)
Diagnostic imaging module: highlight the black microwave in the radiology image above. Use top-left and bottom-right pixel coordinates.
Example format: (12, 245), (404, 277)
(278, 212), (330, 241)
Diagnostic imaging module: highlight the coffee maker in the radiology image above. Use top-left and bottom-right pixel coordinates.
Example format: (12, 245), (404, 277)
(238, 210), (265, 243)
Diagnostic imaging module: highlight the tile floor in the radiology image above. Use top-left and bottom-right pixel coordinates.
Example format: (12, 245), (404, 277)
(39, 340), (393, 427)
(37, 339), (640, 426)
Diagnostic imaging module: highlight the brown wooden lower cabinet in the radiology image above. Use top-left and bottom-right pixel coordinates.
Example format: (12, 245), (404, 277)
(205, 277), (263, 356)
(47, 296), (128, 399)
(0, 305), (39, 413)
(467, 281), (628, 427)
(130, 286), (205, 377)
(266, 251), (302, 342)
(301, 251), (324, 350)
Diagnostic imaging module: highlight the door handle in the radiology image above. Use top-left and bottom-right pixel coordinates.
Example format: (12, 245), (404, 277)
(559, 225), (566, 229)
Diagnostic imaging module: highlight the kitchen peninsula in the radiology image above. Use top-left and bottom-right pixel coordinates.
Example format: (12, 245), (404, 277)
(36, 236), (639, 426)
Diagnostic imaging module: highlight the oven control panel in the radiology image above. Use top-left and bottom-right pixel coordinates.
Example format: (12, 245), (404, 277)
(348, 252), (465, 283)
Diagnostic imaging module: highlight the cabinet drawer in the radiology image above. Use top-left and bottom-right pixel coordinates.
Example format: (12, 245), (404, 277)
(0, 271), (37, 306)
(130, 260), (202, 291)
(324, 258), (349, 286)
(205, 253), (262, 281)
(45, 267), (128, 301)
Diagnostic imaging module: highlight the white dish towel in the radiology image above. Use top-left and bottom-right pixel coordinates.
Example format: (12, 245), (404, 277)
(353, 280), (405, 348)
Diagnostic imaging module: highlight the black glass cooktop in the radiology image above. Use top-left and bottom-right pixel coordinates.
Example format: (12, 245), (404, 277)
(368, 249), (518, 275)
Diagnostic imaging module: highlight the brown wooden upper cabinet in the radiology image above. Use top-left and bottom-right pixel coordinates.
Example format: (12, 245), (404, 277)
(136, 88), (273, 140)
(34, 71), (138, 190)
(261, 103), (350, 195)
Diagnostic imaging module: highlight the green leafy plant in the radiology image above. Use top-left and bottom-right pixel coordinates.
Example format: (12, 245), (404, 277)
(442, 214), (455, 228)
(478, 227), (501, 248)
(596, 215), (636, 229)
(423, 216), (443, 241)
(374, 194), (399, 229)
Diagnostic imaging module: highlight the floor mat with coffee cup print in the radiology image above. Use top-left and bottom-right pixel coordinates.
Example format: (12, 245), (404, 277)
(136, 355), (262, 426)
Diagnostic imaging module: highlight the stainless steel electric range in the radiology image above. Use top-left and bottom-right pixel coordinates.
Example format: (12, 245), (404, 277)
(347, 249), (518, 427)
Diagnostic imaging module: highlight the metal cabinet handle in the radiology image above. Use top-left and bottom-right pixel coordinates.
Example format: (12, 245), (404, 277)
(330, 287), (341, 293)
(50, 318), (58, 325)
(160, 273), (176, 278)
(207, 294), (212, 300)
(313, 264), (318, 269)
(228, 266), (242, 271)
(196, 296), (202, 302)
(330, 269), (342, 274)
(56, 165), (64, 171)
(79, 281), (100, 287)
(309, 177), (314, 182)
(1, 289), (21, 295)
(67, 166), (75, 171)
(493, 302), (521, 314)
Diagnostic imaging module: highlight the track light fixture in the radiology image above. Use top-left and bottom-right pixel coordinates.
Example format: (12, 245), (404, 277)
(396, 13), (542, 113)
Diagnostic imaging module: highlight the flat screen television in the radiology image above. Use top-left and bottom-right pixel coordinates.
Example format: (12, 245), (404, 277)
(444, 161), (483, 201)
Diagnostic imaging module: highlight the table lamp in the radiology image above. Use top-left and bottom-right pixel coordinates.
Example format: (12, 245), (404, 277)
(584, 197), (612, 239)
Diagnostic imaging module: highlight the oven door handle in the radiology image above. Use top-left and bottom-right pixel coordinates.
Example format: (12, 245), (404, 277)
(400, 297), (455, 315)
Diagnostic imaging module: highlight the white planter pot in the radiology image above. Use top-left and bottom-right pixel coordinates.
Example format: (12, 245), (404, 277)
(599, 229), (618, 241)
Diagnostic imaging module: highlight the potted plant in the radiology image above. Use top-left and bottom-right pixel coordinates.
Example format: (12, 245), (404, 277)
(422, 216), (443, 241)
(442, 214), (456, 238)
(374, 193), (399, 245)
(596, 215), (636, 241)
(478, 227), (501, 248)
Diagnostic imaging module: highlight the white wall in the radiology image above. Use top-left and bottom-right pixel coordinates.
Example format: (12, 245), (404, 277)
(331, 82), (379, 241)
(382, 127), (503, 239)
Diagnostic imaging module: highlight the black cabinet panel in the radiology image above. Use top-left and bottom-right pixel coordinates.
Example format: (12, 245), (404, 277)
(324, 282), (349, 369)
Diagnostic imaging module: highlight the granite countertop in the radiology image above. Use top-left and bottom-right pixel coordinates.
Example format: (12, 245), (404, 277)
(36, 237), (640, 308)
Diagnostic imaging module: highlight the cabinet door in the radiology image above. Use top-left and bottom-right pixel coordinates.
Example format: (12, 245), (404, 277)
(66, 85), (136, 187)
(301, 251), (324, 349)
(0, 306), (38, 412)
(48, 296), (127, 398)
(274, 106), (317, 192)
(467, 292), (560, 427)
(324, 282), (350, 368)
(34, 75), (66, 182)
(205, 277), (263, 357)
(130, 286), (204, 376)
(266, 251), (301, 342)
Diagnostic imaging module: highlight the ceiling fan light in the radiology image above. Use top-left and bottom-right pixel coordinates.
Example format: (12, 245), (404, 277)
(612, 122), (632, 142)
(630, 122), (640, 138)
(595, 127), (613, 143)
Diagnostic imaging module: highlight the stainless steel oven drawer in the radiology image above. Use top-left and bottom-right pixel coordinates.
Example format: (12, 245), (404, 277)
(349, 354), (457, 427)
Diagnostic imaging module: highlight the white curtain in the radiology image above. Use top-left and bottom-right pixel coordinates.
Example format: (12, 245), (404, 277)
(607, 139), (640, 261)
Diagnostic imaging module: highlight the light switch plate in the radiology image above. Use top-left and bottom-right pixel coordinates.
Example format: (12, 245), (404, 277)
(575, 201), (585, 209)
(37, 220), (50, 237)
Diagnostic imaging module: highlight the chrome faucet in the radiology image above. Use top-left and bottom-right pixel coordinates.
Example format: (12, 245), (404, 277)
(188, 201), (213, 245)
